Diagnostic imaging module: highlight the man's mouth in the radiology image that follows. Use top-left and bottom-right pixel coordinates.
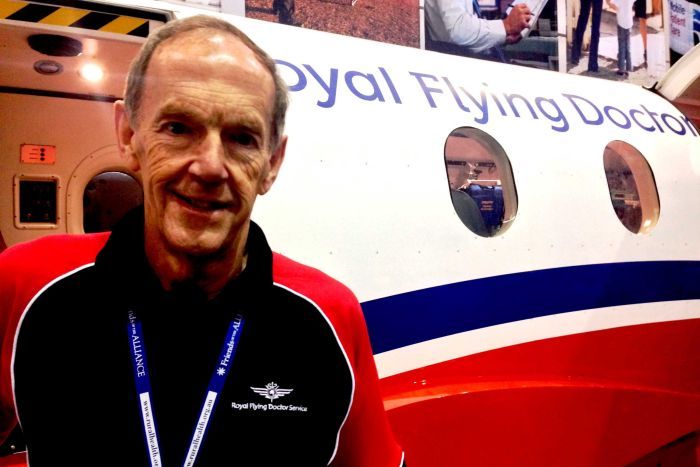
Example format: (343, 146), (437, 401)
(172, 191), (231, 211)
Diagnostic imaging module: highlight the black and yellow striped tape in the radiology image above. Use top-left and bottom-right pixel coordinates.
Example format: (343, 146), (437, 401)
(0, 0), (169, 37)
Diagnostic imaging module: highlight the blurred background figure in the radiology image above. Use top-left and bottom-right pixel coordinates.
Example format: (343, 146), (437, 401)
(571, 0), (603, 71)
(633, 0), (647, 66)
(425, 0), (532, 61)
(273, 0), (295, 25)
(606, 0), (633, 76)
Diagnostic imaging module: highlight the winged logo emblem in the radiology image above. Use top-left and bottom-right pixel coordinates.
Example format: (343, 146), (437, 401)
(251, 382), (293, 401)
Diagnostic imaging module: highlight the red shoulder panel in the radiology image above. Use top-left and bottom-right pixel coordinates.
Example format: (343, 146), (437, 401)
(271, 253), (360, 354)
(271, 252), (403, 466)
(0, 234), (109, 444)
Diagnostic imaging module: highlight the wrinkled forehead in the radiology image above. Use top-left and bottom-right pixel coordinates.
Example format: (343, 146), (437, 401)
(145, 29), (275, 119)
(156, 29), (263, 69)
(148, 28), (275, 102)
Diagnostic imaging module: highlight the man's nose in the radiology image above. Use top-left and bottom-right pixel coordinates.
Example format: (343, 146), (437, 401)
(189, 131), (229, 182)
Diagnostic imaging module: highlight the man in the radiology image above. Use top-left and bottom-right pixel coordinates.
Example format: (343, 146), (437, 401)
(425, 0), (532, 58)
(3, 15), (404, 466)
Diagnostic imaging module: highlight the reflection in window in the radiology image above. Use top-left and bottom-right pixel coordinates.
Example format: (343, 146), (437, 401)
(603, 141), (659, 234)
(83, 171), (143, 233)
(444, 127), (517, 237)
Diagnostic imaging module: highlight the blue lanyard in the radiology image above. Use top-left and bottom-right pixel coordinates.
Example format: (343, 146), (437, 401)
(127, 309), (245, 467)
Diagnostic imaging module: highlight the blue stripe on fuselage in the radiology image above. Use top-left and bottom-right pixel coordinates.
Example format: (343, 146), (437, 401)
(361, 261), (700, 354)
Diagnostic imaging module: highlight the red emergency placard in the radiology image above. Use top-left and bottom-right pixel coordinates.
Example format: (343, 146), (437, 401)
(20, 144), (56, 164)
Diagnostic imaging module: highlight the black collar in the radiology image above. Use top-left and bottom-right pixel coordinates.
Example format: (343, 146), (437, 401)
(95, 206), (274, 310)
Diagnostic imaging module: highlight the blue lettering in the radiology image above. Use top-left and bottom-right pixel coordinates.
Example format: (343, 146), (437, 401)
(670, 1), (685, 13)
(641, 105), (664, 132)
(442, 76), (470, 112)
(535, 97), (569, 132)
(505, 93), (538, 119)
(272, 61), (694, 139)
(461, 85), (489, 124)
(489, 89), (507, 116)
(274, 60), (307, 92)
(661, 113), (686, 135)
(409, 72), (443, 108)
(303, 64), (339, 108)
(132, 335), (145, 377)
(563, 94), (603, 125)
(604, 105), (632, 129)
(378, 67), (402, 104)
(345, 71), (385, 102)
(682, 115), (699, 136)
(629, 109), (656, 132)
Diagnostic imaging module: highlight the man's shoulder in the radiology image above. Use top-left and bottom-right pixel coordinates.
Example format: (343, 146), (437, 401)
(1, 232), (109, 265)
(1, 234), (110, 444)
(271, 252), (362, 326)
(270, 252), (368, 370)
(0, 233), (109, 291)
(271, 252), (358, 304)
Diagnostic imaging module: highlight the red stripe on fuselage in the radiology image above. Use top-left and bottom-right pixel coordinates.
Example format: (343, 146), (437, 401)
(381, 318), (700, 466)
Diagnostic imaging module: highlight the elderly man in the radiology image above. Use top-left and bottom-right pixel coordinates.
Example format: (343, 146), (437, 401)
(4, 15), (404, 466)
(425, 0), (532, 58)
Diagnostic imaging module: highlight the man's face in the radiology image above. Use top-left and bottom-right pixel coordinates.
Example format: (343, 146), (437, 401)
(117, 29), (284, 258)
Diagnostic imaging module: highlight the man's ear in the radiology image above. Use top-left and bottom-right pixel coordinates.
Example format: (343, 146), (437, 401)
(114, 100), (140, 172)
(259, 135), (287, 195)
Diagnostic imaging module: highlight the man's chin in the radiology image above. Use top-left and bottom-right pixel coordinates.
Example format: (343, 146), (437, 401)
(165, 232), (229, 258)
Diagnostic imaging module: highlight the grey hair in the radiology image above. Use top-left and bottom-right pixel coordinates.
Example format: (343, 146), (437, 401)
(124, 15), (289, 149)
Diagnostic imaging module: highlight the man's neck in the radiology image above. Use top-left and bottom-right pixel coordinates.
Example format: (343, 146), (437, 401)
(145, 234), (247, 300)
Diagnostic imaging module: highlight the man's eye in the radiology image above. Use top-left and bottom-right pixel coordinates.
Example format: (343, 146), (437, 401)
(165, 122), (190, 135)
(228, 133), (255, 147)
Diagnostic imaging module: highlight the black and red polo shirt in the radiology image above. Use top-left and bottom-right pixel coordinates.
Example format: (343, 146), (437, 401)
(3, 209), (403, 466)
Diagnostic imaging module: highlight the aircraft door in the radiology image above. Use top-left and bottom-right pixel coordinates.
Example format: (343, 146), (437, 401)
(66, 146), (142, 234)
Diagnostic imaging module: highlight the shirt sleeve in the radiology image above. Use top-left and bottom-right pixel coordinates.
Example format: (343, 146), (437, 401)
(0, 248), (21, 445)
(331, 299), (404, 467)
(270, 253), (405, 466)
(426, 0), (507, 52)
(0, 234), (108, 446)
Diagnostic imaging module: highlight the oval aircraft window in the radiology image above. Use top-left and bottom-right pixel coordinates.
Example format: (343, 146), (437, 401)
(83, 171), (143, 233)
(603, 141), (659, 234)
(444, 127), (517, 237)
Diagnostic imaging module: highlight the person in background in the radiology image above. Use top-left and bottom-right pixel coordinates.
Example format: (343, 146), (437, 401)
(571, 0), (603, 72)
(425, 0), (532, 60)
(273, 0), (296, 25)
(607, 0), (634, 76)
(633, 0), (647, 67)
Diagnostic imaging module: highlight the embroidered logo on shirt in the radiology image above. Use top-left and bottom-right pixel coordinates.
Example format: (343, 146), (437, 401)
(250, 382), (293, 401)
(231, 382), (308, 414)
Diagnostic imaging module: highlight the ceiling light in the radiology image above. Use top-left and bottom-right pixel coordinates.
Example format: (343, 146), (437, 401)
(79, 63), (104, 82)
